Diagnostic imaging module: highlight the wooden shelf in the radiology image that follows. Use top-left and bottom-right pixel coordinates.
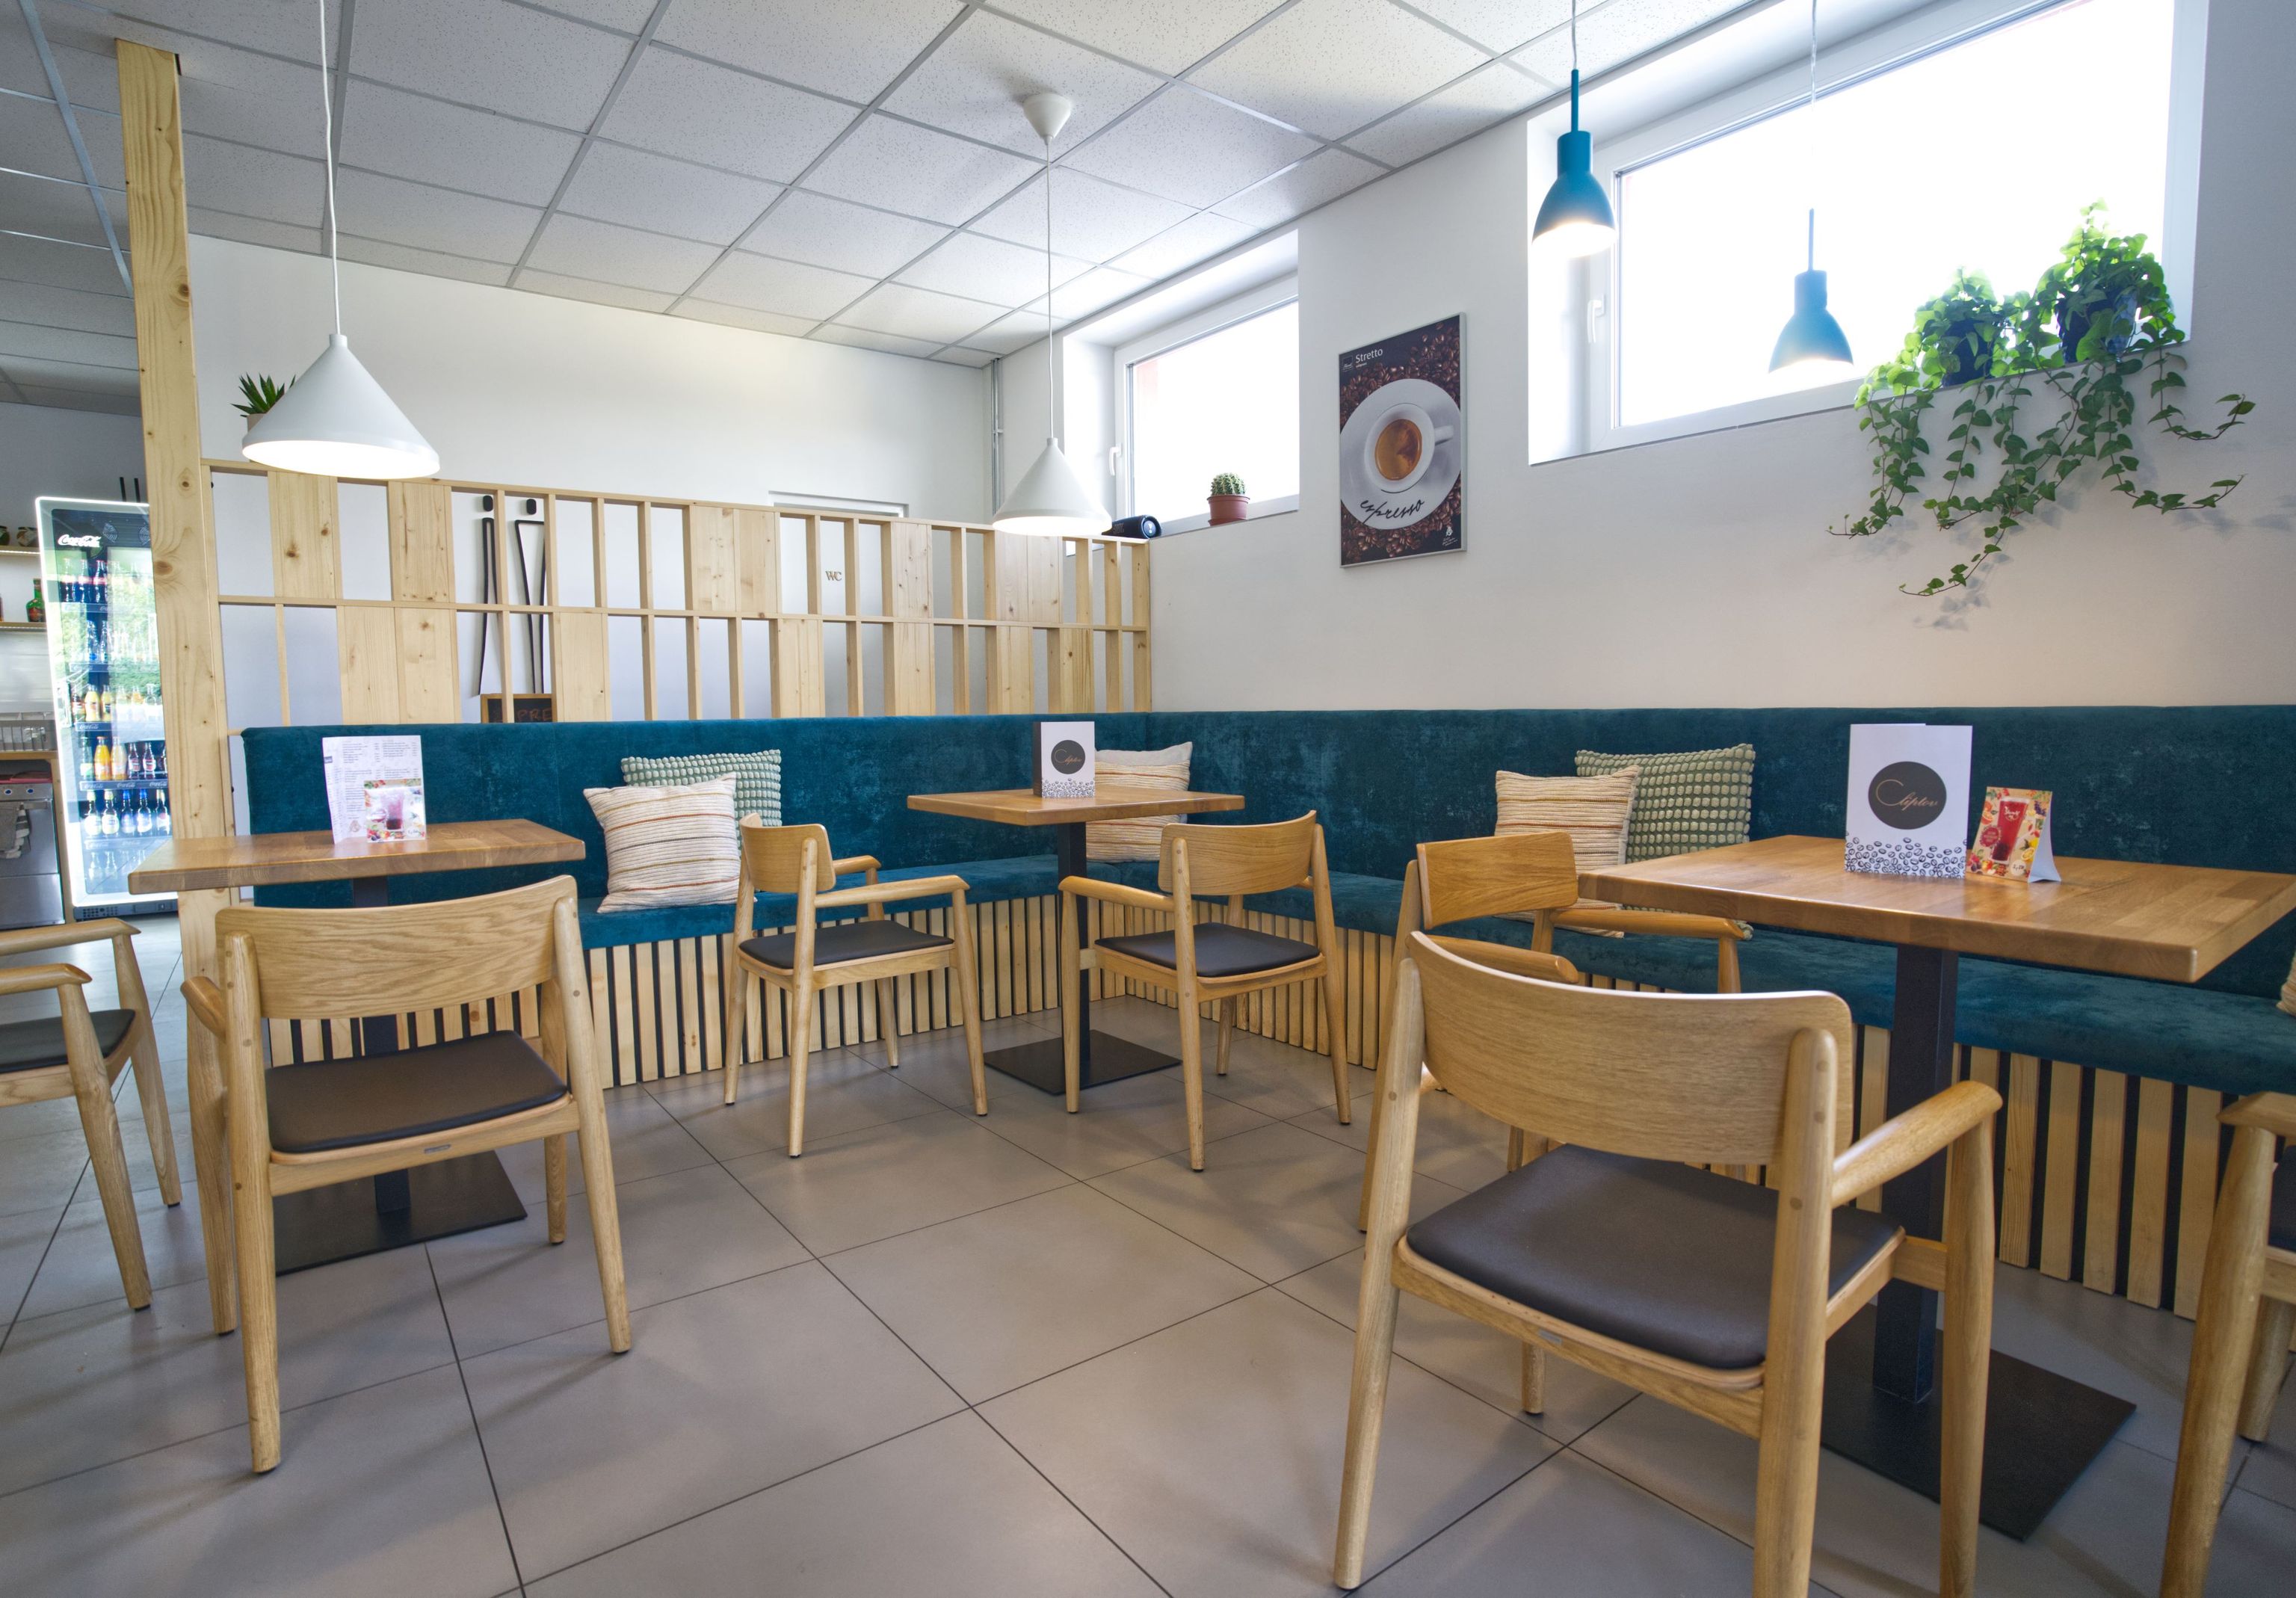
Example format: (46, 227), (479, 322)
(0, 620), (47, 632)
(0, 547), (40, 558)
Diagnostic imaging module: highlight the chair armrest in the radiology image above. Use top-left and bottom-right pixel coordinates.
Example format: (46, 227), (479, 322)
(1058, 876), (1174, 914)
(813, 874), (968, 911)
(0, 963), (89, 997)
(1832, 1079), (2002, 1209)
(831, 854), (881, 880)
(1552, 906), (1747, 943)
(2224, 1092), (2296, 1141)
(1426, 935), (1581, 987)
(0, 919), (135, 959)
(182, 975), (229, 1037)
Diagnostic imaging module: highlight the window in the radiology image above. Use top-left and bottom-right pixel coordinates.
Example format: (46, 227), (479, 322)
(1121, 294), (1299, 528)
(1605, 0), (2178, 437)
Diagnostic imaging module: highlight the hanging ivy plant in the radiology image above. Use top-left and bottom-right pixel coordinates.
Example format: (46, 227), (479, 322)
(1835, 206), (2254, 595)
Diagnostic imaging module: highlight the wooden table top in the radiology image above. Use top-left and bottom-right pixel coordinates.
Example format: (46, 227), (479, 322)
(908, 786), (1246, 827)
(1582, 833), (2296, 984)
(127, 818), (584, 893)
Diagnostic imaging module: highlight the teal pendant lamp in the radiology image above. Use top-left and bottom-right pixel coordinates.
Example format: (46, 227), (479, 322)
(1768, 0), (1854, 381)
(1531, 2), (1614, 257)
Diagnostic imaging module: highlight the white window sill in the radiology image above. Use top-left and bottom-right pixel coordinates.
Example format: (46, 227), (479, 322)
(1152, 494), (1300, 536)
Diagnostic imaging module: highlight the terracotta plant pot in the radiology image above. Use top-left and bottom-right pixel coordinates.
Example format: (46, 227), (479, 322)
(1207, 493), (1250, 525)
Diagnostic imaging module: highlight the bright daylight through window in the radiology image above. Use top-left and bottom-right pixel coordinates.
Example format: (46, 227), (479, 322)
(1616, 0), (2173, 429)
(1127, 302), (1300, 523)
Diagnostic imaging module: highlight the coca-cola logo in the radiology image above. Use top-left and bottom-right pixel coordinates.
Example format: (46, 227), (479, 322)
(1868, 761), (1947, 830)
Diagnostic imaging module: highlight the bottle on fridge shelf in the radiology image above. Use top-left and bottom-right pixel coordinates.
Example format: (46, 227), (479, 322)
(155, 787), (170, 835)
(93, 736), (111, 783)
(76, 739), (93, 783)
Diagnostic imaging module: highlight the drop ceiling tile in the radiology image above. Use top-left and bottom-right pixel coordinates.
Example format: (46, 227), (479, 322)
(332, 169), (543, 262)
(1108, 209), (1259, 280)
(882, 10), (1161, 156)
(8, 384), (139, 415)
(176, 54), (330, 157)
(931, 346), (997, 368)
(672, 300), (817, 336)
(349, 0), (632, 130)
(690, 251), (875, 320)
(0, 280), (135, 337)
(1064, 86), (1315, 209)
(334, 234), (515, 286)
(1404, 0), (1575, 54)
(90, 1), (349, 60)
(0, 169), (117, 250)
(0, 354), (138, 393)
(895, 231), (1088, 307)
(988, 0), (1285, 75)
(602, 46), (857, 182)
(0, 321), (136, 371)
(963, 308), (1064, 355)
(0, 25), (117, 110)
(654, 0), (963, 102)
(0, 91), (98, 184)
(525, 213), (722, 292)
(339, 81), (581, 206)
(832, 282), (1004, 344)
(801, 115), (1040, 228)
(1344, 58), (1549, 167)
(966, 169), (1192, 262)
(1022, 263), (1152, 320)
(735, 191), (948, 278)
(183, 134), (327, 226)
(1513, 0), (1742, 81)
(528, 0), (658, 29)
(189, 207), (323, 253)
(0, 230), (129, 297)
(809, 324), (942, 358)
(1212, 146), (1384, 226)
(513, 269), (677, 313)
(1188, 0), (1490, 141)
(561, 144), (780, 245)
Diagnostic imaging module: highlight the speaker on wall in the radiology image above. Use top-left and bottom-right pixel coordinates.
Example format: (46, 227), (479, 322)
(1107, 514), (1162, 539)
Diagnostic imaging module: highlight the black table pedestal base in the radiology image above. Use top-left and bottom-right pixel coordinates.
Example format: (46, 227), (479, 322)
(271, 1153), (527, 1275)
(984, 1031), (1179, 1095)
(1821, 1306), (2133, 1540)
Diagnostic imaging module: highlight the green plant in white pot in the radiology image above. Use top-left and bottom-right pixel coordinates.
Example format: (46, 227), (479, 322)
(1207, 472), (1249, 525)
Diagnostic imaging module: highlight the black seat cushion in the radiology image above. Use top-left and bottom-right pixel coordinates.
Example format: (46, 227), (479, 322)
(0, 1008), (136, 1075)
(1407, 1144), (1903, 1370)
(266, 1031), (568, 1155)
(2271, 1157), (2296, 1254)
(740, 919), (952, 970)
(1096, 923), (1322, 980)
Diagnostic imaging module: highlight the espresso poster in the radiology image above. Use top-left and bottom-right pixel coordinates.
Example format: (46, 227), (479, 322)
(1338, 314), (1463, 567)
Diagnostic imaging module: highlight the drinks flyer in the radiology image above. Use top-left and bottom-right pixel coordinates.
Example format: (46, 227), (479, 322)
(323, 735), (426, 842)
(1966, 787), (2061, 882)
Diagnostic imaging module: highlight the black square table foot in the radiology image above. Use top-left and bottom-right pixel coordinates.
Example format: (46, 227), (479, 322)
(985, 1031), (1179, 1095)
(1821, 1306), (2134, 1540)
(271, 1153), (528, 1274)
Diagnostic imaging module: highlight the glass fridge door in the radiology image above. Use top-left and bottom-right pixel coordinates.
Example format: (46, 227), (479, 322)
(34, 498), (173, 910)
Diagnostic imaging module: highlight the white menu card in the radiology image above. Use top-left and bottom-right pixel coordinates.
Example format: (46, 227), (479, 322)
(1845, 723), (1972, 878)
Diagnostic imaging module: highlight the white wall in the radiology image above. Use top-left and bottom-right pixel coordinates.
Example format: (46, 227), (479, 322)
(1145, 0), (2296, 712)
(0, 402), (145, 709)
(188, 236), (992, 520)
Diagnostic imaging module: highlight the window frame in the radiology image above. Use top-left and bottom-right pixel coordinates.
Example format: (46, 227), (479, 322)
(1113, 275), (1302, 534)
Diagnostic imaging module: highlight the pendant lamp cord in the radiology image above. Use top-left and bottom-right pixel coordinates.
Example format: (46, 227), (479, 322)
(1043, 129), (1055, 442)
(317, 0), (342, 336)
(1804, 0), (1818, 271)
(1569, 0), (1579, 129)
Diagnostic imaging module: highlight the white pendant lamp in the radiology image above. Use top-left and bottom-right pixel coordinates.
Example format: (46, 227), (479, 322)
(990, 91), (1105, 538)
(243, 0), (438, 480)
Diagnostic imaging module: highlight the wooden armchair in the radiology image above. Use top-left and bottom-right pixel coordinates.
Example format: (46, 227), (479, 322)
(0, 918), (176, 1309)
(723, 820), (984, 1155)
(1060, 812), (1348, 1170)
(184, 876), (628, 1473)
(1337, 931), (2000, 1597)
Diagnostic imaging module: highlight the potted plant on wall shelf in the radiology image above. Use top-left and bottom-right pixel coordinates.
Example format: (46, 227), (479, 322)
(234, 374), (291, 421)
(1207, 473), (1249, 525)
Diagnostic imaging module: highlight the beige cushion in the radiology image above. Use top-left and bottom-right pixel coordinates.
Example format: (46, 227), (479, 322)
(1087, 743), (1193, 863)
(1495, 768), (1640, 919)
(2281, 954), (2295, 1019)
(585, 774), (739, 912)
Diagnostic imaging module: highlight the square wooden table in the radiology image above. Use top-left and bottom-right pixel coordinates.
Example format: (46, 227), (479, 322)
(129, 819), (584, 1274)
(907, 786), (1244, 1094)
(1586, 833), (2296, 1537)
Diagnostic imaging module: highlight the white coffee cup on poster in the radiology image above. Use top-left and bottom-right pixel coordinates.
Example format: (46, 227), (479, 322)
(1363, 401), (1454, 493)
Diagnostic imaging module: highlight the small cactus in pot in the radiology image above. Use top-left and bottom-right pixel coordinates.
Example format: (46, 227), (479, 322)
(1207, 472), (1249, 525)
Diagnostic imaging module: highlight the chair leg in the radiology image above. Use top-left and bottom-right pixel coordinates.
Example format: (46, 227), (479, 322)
(1060, 893), (1082, 1113)
(1354, 1078), (1386, 1233)
(2237, 1295), (2294, 1443)
(1939, 1118), (1996, 1598)
(1321, 960), (1351, 1125)
(1177, 969), (1206, 1171)
(2163, 1122), (2277, 1598)
(723, 966), (756, 1106)
(125, 1025), (181, 1207)
(229, 1138), (281, 1471)
(1215, 998), (1232, 1076)
(874, 978), (901, 1068)
(949, 902), (987, 1117)
(70, 1049), (151, 1310)
(1519, 1341), (1546, 1415)
(573, 1099), (632, 1355)
(1750, 1354), (1825, 1597)
(185, 1028), (237, 1335)
(543, 1132), (569, 1244)
(786, 976), (816, 1157)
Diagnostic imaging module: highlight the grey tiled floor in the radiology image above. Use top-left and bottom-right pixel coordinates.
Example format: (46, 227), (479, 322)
(2, 946), (2293, 1594)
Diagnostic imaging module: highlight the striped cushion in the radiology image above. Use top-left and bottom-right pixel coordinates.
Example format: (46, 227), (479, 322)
(1087, 744), (1192, 863)
(1495, 768), (1639, 917)
(585, 775), (739, 912)
(620, 750), (781, 827)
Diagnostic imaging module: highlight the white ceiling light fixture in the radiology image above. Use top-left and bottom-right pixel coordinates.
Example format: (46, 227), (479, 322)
(242, 0), (439, 480)
(990, 91), (1107, 539)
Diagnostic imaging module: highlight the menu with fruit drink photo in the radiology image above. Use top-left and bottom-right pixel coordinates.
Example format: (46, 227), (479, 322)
(1966, 786), (2059, 882)
(1339, 314), (1463, 567)
(323, 735), (427, 843)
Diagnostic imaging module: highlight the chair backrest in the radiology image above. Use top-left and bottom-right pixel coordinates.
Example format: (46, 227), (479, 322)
(1416, 831), (1578, 926)
(215, 875), (574, 1022)
(1404, 930), (1852, 1167)
(1159, 812), (1319, 897)
(738, 819), (834, 894)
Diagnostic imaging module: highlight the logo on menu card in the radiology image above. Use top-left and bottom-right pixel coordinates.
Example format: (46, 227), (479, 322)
(1867, 761), (1948, 830)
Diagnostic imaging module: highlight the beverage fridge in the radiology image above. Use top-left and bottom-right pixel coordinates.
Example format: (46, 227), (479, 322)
(34, 498), (173, 913)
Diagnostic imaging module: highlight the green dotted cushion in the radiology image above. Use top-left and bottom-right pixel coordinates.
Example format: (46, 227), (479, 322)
(1575, 744), (1753, 862)
(620, 750), (782, 827)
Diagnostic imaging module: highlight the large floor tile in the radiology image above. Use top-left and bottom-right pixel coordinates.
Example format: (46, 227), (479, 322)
(828, 1183), (1260, 1401)
(0, 1363), (516, 1598)
(647, 1043), (943, 1159)
(859, 1011), (1058, 1112)
(1091, 996), (1361, 1123)
(0, 1246), (454, 1496)
(528, 1410), (1160, 1597)
(981, 1286), (1555, 1597)
(726, 1108), (1071, 1255)
(980, 1061), (1274, 1179)
(1275, 1251), (1635, 1443)
(0, 1125), (94, 1218)
(428, 1160), (806, 1357)
(493, 1084), (714, 1203)
(2232, 1353), (2296, 1509)
(464, 1262), (963, 1579)
(17, 1176), (212, 1321)
(1089, 1118), (1464, 1284)
(0, 1203), (58, 1321)
(1300, 1083), (1511, 1198)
